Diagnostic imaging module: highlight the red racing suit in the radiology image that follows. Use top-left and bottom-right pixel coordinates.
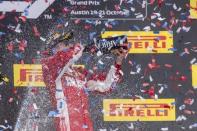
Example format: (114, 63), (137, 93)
(41, 44), (121, 131)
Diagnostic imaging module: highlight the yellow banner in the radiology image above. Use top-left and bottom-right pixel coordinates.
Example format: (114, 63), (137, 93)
(13, 64), (85, 87)
(102, 31), (174, 53)
(190, 0), (197, 19)
(103, 99), (176, 121)
(14, 64), (45, 87)
(192, 65), (197, 88)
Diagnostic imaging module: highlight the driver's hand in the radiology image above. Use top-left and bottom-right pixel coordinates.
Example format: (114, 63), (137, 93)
(113, 47), (129, 65)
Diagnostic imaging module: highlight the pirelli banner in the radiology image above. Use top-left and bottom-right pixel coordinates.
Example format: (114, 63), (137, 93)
(102, 31), (174, 53)
(13, 64), (85, 87)
(190, 0), (197, 19)
(103, 99), (176, 121)
(192, 65), (197, 88)
(13, 64), (45, 87)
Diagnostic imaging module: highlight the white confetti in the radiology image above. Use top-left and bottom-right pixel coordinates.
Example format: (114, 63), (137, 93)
(161, 127), (168, 131)
(190, 58), (196, 64)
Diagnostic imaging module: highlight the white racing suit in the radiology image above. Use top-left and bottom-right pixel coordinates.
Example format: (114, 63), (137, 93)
(41, 44), (122, 131)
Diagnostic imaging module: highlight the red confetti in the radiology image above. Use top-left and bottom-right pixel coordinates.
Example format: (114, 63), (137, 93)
(180, 75), (187, 81)
(32, 26), (41, 37)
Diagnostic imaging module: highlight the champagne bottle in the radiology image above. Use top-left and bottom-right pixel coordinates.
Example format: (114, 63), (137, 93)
(84, 35), (128, 54)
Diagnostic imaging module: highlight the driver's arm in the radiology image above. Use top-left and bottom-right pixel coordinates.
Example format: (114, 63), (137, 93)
(86, 48), (127, 92)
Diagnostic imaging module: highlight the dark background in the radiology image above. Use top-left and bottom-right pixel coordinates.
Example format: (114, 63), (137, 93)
(0, 0), (197, 131)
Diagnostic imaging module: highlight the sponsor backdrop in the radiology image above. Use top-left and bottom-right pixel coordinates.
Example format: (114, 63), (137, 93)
(13, 64), (45, 87)
(0, 0), (197, 131)
(102, 31), (174, 53)
(103, 99), (176, 121)
(13, 64), (84, 87)
(190, 0), (197, 19)
(192, 65), (197, 88)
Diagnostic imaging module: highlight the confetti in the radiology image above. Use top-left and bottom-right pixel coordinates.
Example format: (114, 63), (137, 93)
(0, 0), (197, 130)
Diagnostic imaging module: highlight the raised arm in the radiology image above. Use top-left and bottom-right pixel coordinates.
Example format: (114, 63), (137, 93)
(41, 44), (83, 85)
(86, 47), (127, 92)
(41, 44), (84, 131)
(41, 43), (84, 109)
(55, 44), (84, 92)
(55, 44), (84, 85)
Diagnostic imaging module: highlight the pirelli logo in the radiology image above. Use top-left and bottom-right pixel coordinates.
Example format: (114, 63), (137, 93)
(13, 64), (85, 87)
(190, 0), (197, 19)
(192, 65), (197, 88)
(19, 69), (43, 82)
(103, 99), (176, 121)
(102, 31), (174, 53)
(14, 64), (45, 87)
